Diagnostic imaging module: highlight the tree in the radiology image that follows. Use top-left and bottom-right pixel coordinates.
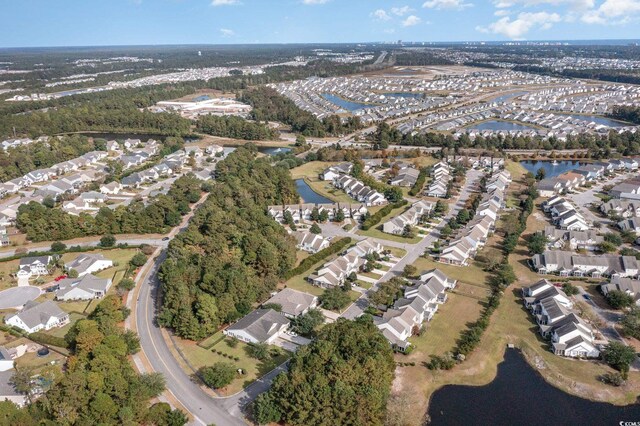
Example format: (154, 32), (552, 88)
(402, 264), (417, 278)
(10, 367), (34, 402)
(200, 363), (236, 389)
(456, 209), (471, 224)
(494, 263), (516, 288)
(402, 224), (415, 239)
(440, 225), (452, 238)
(262, 303), (282, 312)
(310, 223), (322, 234)
(67, 269), (79, 279)
(370, 277), (405, 307)
(607, 290), (635, 309)
(99, 234), (116, 248)
(334, 209), (345, 223)
(527, 233), (547, 255)
(599, 241), (617, 253)
(51, 241), (67, 252)
(253, 318), (395, 426)
(117, 278), (135, 292)
(320, 287), (351, 311)
(130, 253), (148, 268)
(292, 309), (324, 337)
(318, 209), (329, 222)
(295, 135), (307, 146)
(562, 283), (579, 296)
(139, 372), (166, 398)
(384, 187), (403, 203)
(535, 168), (546, 181)
(43, 196), (55, 209)
(602, 341), (636, 379)
(248, 343), (270, 361)
(620, 307), (640, 339)
(604, 232), (623, 246)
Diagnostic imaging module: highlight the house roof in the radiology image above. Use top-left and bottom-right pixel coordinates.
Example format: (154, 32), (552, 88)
(56, 274), (111, 299)
(264, 288), (317, 317)
(5, 300), (66, 330)
(65, 253), (111, 275)
(226, 309), (290, 342)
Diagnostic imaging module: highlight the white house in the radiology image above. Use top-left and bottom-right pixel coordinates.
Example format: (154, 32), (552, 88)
(55, 274), (112, 301)
(4, 301), (69, 334)
(223, 309), (290, 344)
(64, 253), (113, 277)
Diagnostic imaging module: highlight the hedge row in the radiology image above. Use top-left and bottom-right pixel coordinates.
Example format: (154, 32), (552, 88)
(408, 168), (429, 197)
(284, 237), (352, 280)
(29, 331), (69, 349)
(0, 324), (25, 338)
(361, 200), (409, 231)
(0, 243), (142, 264)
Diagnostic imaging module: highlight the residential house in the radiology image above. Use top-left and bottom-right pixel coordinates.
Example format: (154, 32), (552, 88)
(223, 309), (290, 344)
(65, 253), (113, 277)
(382, 200), (434, 235)
(17, 256), (52, 279)
(55, 274), (112, 301)
(532, 250), (639, 278)
(618, 217), (640, 235)
(601, 276), (640, 306)
(263, 288), (318, 318)
(4, 301), (69, 334)
(319, 163), (353, 181)
(293, 231), (330, 253)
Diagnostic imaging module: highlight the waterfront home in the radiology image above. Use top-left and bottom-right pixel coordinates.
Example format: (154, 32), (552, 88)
(320, 163), (353, 181)
(4, 301), (69, 334)
(522, 280), (600, 358)
(263, 288), (318, 319)
(223, 309), (290, 345)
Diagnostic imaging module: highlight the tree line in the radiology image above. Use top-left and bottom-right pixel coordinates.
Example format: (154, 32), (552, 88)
(239, 86), (363, 137)
(195, 115), (277, 140)
(158, 146), (299, 340)
(17, 174), (204, 242)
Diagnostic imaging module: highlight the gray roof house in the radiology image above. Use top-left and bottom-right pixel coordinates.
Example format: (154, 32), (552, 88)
(4, 301), (69, 334)
(223, 309), (290, 344)
(55, 274), (112, 301)
(64, 253), (113, 277)
(263, 288), (318, 318)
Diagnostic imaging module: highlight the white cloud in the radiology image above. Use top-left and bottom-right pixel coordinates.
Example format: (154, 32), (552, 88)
(494, 9), (511, 15)
(581, 0), (640, 23)
(371, 9), (392, 20)
(493, 0), (594, 9)
(477, 11), (561, 38)
(211, 0), (240, 6)
(384, 28), (397, 33)
(423, 0), (473, 10)
(391, 6), (413, 15)
(302, 0), (330, 4)
(219, 28), (235, 37)
(402, 15), (422, 26)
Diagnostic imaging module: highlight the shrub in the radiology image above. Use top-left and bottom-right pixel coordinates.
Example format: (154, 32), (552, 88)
(29, 332), (68, 349)
(130, 253), (148, 268)
(361, 200), (408, 231)
(284, 237), (352, 280)
(199, 362), (236, 389)
(100, 234), (116, 248)
(117, 278), (136, 292)
(51, 241), (67, 252)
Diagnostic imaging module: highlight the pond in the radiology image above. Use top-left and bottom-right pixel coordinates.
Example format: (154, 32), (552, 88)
(564, 114), (631, 128)
(321, 93), (373, 111)
(295, 179), (333, 204)
(491, 91), (528, 103)
(427, 349), (640, 426)
(520, 160), (585, 178)
(257, 146), (292, 156)
(466, 120), (537, 132)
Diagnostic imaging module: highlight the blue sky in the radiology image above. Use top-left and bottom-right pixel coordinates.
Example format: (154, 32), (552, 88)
(2, 0), (640, 47)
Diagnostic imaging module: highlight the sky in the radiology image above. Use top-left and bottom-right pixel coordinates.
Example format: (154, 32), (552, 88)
(2, 0), (640, 47)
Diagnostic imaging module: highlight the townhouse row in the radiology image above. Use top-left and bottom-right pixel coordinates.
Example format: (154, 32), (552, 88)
(268, 202), (369, 223)
(542, 196), (589, 231)
(307, 239), (384, 288)
(375, 269), (457, 352)
(523, 279), (602, 358)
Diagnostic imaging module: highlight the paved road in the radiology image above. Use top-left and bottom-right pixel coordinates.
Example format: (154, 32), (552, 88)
(340, 168), (483, 319)
(0, 237), (169, 259)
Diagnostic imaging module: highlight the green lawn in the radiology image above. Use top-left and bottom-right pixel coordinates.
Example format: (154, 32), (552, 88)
(411, 256), (493, 288)
(408, 293), (485, 357)
(355, 280), (372, 290)
(357, 205), (423, 244)
(284, 277), (326, 297)
(361, 271), (383, 280)
(290, 161), (336, 180)
(385, 247), (407, 258)
(303, 178), (354, 204)
(177, 334), (290, 396)
(46, 312), (86, 338)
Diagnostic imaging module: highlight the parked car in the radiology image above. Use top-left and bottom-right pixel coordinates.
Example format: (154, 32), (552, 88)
(54, 275), (67, 282)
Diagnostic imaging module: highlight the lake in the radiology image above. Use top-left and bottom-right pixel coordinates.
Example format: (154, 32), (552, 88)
(564, 114), (631, 128)
(427, 349), (640, 426)
(321, 93), (373, 111)
(295, 179), (332, 204)
(467, 120), (537, 132)
(520, 160), (585, 178)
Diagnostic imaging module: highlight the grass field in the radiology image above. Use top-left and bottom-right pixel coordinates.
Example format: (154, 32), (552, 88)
(175, 334), (290, 396)
(290, 161), (336, 180)
(358, 204), (423, 244)
(407, 293), (485, 357)
(412, 256), (493, 288)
